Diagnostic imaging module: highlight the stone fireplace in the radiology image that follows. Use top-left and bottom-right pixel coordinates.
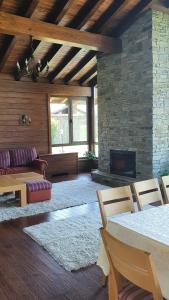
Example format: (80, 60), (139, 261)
(110, 150), (136, 178)
(92, 9), (169, 185)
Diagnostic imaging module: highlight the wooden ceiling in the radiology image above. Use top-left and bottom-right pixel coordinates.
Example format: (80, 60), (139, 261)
(0, 0), (153, 87)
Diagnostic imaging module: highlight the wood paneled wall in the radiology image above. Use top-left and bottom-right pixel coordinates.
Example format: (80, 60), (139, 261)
(0, 90), (49, 153)
(0, 76), (91, 154)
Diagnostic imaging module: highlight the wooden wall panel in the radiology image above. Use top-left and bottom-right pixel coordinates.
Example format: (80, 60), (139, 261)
(0, 89), (49, 154)
(0, 77), (91, 154)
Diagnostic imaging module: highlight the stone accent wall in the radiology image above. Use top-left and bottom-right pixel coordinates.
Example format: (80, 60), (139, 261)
(152, 11), (169, 176)
(97, 10), (153, 179)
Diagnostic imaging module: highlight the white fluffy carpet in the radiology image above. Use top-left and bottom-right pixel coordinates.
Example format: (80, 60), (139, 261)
(24, 212), (101, 271)
(0, 179), (108, 222)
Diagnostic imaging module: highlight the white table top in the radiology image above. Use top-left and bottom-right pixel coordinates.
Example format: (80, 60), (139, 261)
(97, 204), (169, 299)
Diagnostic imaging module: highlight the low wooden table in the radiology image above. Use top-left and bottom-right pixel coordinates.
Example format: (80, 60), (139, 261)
(0, 172), (43, 207)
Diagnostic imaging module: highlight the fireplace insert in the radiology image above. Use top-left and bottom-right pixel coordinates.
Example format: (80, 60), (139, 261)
(110, 150), (136, 178)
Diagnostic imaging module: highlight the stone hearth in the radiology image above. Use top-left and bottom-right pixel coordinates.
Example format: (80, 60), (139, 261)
(95, 9), (169, 184)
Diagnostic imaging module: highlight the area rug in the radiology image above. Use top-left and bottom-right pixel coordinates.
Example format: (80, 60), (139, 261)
(24, 212), (101, 271)
(0, 179), (108, 222)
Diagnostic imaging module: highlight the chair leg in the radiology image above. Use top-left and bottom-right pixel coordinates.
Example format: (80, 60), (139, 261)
(108, 274), (117, 300)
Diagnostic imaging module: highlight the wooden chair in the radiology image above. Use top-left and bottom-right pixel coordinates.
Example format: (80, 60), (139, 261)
(97, 186), (135, 228)
(100, 228), (163, 300)
(161, 176), (169, 204)
(133, 178), (163, 211)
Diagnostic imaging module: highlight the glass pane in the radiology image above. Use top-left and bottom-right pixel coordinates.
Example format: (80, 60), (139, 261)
(52, 145), (88, 158)
(72, 98), (87, 142)
(50, 97), (69, 145)
(94, 90), (98, 143)
(94, 144), (98, 157)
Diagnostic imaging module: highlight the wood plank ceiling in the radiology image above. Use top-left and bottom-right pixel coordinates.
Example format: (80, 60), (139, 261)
(0, 0), (152, 87)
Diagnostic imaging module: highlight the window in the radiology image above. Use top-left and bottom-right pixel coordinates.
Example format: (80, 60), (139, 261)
(94, 88), (98, 157)
(50, 96), (88, 157)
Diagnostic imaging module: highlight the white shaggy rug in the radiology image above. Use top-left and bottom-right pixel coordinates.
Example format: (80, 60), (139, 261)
(24, 212), (101, 271)
(0, 179), (108, 222)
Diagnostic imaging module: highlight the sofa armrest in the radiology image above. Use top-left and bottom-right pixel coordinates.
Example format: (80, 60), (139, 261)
(31, 159), (48, 177)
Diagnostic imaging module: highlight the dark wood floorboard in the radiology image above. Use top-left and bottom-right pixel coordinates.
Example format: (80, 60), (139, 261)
(0, 173), (108, 300)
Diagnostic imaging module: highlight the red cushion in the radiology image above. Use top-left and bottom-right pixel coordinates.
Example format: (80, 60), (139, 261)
(119, 284), (153, 300)
(27, 190), (51, 203)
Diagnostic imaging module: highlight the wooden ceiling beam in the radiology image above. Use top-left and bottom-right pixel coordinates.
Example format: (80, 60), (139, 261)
(111, 0), (152, 37)
(0, 0), (40, 72)
(89, 0), (126, 33)
(13, 1), (73, 79)
(68, 0), (104, 30)
(0, 0), (4, 8)
(64, 51), (96, 83)
(88, 75), (97, 87)
(63, 0), (127, 84)
(0, 12), (122, 53)
(63, 0), (151, 84)
(79, 65), (97, 85)
(48, 48), (81, 82)
(47, 0), (103, 82)
(54, 0), (76, 25)
(0, 78), (91, 96)
(101, 0), (141, 35)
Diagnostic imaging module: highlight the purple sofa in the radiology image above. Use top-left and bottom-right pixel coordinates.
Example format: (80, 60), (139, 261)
(0, 146), (48, 177)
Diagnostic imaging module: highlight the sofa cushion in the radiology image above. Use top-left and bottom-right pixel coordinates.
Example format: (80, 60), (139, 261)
(10, 147), (37, 167)
(119, 283), (153, 300)
(0, 150), (10, 169)
(0, 168), (6, 175)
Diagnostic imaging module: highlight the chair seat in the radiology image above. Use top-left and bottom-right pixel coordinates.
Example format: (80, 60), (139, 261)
(119, 283), (153, 300)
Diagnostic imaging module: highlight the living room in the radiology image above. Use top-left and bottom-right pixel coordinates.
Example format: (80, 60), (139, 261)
(0, 1), (169, 300)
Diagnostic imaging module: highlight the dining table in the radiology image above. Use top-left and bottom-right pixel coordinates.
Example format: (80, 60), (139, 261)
(97, 204), (169, 299)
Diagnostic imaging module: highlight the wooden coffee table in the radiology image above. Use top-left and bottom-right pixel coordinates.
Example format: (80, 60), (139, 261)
(0, 172), (43, 207)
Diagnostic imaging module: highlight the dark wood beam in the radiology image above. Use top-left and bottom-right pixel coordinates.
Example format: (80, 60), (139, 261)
(89, 0), (126, 33)
(0, 12), (122, 53)
(88, 75), (97, 87)
(110, 0), (152, 37)
(0, 0), (40, 72)
(64, 51), (96, 83)
(0, 78), (91, 96)
(0, 0), (4, 8)
(54, 0), (76, 25)
(63, 0), (126, 84)
(100, 0), (140, 35)
(13, 1), (73, 79)
(43, 0), (128, 82)
(48, 48), (81, 82)
(79, 65), (97, 85)
(26, 0), (76, 68)
(41, 0), (103, 81)
(68, 0), (103, 30)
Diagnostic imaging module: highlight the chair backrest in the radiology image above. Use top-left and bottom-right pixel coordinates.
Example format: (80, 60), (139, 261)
(97, 185), (135, 227)
(100, 228), (163, 300)
(133, 178), (163, 211)
(161, 176), (169, 204)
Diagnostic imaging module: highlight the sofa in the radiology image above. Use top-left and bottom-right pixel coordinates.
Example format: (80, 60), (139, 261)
(0, 146), (48, 177)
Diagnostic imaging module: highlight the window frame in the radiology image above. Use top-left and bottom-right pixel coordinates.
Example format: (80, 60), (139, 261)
(49, 95), (89, 149)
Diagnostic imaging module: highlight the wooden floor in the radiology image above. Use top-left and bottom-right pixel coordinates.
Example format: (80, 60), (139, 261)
(0, 174), (108, 300)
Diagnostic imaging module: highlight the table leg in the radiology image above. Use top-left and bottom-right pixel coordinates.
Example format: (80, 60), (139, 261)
(19, 186), (27, 207)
